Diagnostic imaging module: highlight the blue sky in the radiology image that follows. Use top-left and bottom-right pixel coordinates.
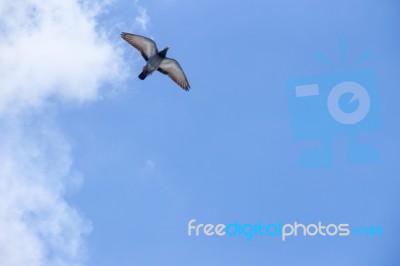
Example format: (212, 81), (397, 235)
(0, 0), (399, 265)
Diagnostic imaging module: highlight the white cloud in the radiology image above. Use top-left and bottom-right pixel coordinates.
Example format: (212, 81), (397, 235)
(0, 117), (91, 266)
(142, 159), (156, 174)
(133, 1), (150, 31)
(0, 0), (126, 265)
(0, 0), (126, 115)
(135, 7), (150, 31)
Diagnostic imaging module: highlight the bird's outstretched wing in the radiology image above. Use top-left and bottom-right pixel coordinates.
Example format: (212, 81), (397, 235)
(121, 32), (158, 61)
(158, 58), (190, 91)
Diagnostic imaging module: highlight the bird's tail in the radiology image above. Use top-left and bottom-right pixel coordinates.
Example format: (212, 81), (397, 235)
(138, 70), (148, 80)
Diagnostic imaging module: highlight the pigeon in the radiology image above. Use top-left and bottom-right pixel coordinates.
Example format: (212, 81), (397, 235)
(121, 32), (190, 91)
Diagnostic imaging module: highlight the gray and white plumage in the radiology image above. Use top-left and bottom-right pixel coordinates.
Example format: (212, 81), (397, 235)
(121, 32), (190, 91)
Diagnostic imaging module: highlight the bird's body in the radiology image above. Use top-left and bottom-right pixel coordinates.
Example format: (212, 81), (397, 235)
(121, 32), (190, 90)
(138, 47), (168, 80)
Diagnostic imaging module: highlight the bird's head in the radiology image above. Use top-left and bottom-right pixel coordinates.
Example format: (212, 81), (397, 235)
(159, 46), (169, 58)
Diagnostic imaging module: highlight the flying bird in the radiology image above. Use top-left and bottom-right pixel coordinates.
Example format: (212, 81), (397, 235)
(121, 32), (190, 91)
